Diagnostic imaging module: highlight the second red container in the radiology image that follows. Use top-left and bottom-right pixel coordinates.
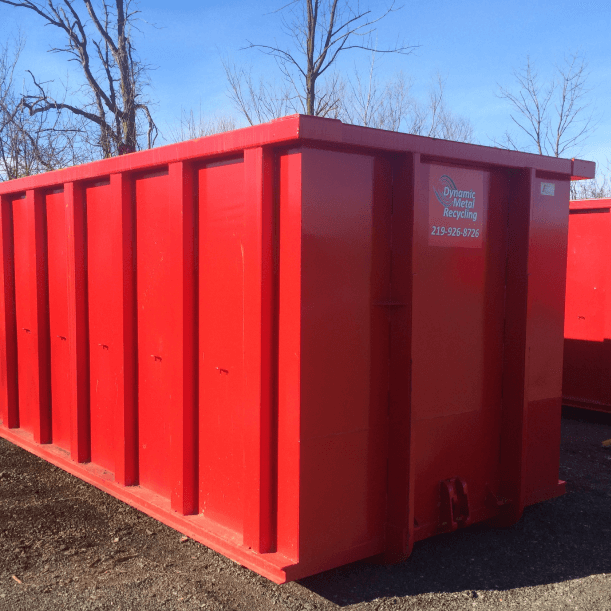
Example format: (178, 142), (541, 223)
(563, 198), (611, 413)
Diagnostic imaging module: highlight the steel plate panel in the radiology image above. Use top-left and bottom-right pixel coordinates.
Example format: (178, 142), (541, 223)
(86, 181), (117, 472)
(198, 158), (246, 538)
(12, 193), (50, 440)
(411, 163), (505, 528)
(46, 190), (71, 451)
(136, 171), (173, 499)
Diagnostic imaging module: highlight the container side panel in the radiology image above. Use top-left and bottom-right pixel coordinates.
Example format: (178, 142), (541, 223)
(12, 198), (37, 435)
(46, 190), (72, 451)
(136, 172), (173, 499)
(411, 163), (507, 532)
(563, 339), (611, 411)
(300, 150), (374, 439)
(604, 219), (611, 345)
(110, 173), (138, 486)
(198, 158), (246, 539)
(524, 397), (563, 504)
(12, 192), (51, 443)
(65, 183), (90, 463)
(86, 181), (118, 472)
(564, 211), (608, 342)
(298, 148), (387, 559)
(524, 176), (570, 499)
(385, 153), (416, 561)
(167, 162), (198, 516)
(562, 210), (611, 411)
(242, 147), (277, 552)
(0, 195), (18, 428)
(276, 151), (302, 562)
(496, 168), (532, 525)
(299, 431), (380, 554)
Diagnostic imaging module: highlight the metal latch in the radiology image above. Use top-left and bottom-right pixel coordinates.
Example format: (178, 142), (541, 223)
(439, 477), (471, 532)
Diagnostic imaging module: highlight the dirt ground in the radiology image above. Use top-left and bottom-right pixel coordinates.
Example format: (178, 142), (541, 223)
(0, 408), (610, 611)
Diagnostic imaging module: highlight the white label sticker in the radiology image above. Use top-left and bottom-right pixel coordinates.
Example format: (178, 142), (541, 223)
(429, 165), (485, 248)
(541, 182), (555, 196)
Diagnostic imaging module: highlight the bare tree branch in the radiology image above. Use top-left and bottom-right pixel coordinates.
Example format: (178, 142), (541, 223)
(241, 0), (417, 116)
(223, 58), (294, 125)
(1, 36), (91, 180)
(338, 61), (473, 141)
(571, 159), (611, 200)
(0, 0), (157, 158)
(166, 106), (239, 143)
(496, 53), (594, 158)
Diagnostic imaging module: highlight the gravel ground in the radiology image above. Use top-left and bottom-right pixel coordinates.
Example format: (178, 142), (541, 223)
(0, 408), (610, 611)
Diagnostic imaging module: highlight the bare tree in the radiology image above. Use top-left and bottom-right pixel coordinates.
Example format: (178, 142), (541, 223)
(227, 43), (474, 143)
(339, 52), (395, 129)
(0, 36), (88, 180)
(0, 0), (157, 158)
(224, 57), (349, 124)
(570, 159), (611, 200)
(340, 55), (412, 131)
(224, 1), (473, 141)
(339, 57), (474, 142)
(496, 53), (594, 157)
(571, 176), (611, 200)
(223, 60), (294, 125)
(403, 74), (474, 142)
(166, 107), (239, 143)
(240, 0), (415, 117)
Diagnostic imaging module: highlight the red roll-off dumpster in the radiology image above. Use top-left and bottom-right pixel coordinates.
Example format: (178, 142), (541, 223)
(563, 198), (611, 413)
(0, 115), (595, 582)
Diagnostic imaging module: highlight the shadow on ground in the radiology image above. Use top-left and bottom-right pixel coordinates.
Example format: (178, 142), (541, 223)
(0, 409), (609, 611)
(298, 408), (611, 607)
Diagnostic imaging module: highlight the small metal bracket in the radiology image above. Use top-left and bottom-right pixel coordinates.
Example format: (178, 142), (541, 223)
(439, 477), (471, 533)
(485, 484), (510, 510)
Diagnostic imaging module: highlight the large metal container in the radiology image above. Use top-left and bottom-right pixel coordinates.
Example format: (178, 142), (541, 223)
(0, 115), (595, 582)
(563, 198), (611, 413)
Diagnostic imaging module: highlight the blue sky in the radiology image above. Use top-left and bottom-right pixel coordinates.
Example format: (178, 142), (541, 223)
(1, 0), (609, 173)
